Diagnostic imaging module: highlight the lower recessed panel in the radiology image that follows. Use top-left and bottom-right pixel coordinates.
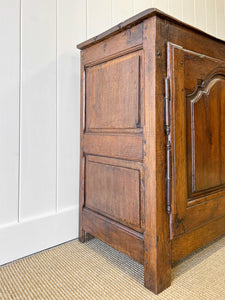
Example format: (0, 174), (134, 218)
(85, 156), (142, 230)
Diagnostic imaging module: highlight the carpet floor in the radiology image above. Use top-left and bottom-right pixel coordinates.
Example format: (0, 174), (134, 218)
(0, 236), (225, 299)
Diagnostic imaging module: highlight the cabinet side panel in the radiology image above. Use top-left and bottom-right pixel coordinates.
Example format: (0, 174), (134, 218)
(86, 54), (140, 130)
(86, 160), (141, 228)
(79, 22), (144, 250)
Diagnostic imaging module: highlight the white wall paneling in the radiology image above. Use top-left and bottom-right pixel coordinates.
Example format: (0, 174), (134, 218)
(87, 0), (112, 38)
(168, 0), (182, 19)
(0, 0), (225, 265)
(182, 0), (195, 26)
(112, 0), (134, 25)
(20, 0), (57, 219)
(0, 0), (83, 265)
(0, 1), (20, 226)
(57, 0), (86, 210)
(134, 0), (153, 14)
(152, 0), (168, 12)
(195, 0), (206, 31)
(216, 0), (225, 40)
(205, 0), (217, 36)
(0, 207), (78, 265)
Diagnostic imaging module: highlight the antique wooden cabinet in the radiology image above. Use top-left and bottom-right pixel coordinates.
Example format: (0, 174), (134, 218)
(77, 9), (225, 294)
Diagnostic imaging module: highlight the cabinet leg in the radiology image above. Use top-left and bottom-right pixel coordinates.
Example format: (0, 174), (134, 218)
(79, 229), (94, 243)
(79, 229), (86, 243)
(144, 263), (171, 294)
(144, 235), (171, 294)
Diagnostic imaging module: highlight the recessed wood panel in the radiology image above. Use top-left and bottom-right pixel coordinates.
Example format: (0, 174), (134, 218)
(85, 156), (142, 230)
(185, 56), (225, 196)
(172, 214), (225, 263)
(85, 52), (142, 131)
(168, 43), (225, 238)
(190, 81), (225, 193)
(83, 133), (143, 161)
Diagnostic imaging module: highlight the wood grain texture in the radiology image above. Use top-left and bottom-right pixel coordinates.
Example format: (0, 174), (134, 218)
(172, 215), (225, 263)
(78, 9), (225, 295)
(142, 17), (171, 294)
(86, 53), (141, 130)
(85, 157), (142, 231)
(81, 23), (143, 66)
(82, 208), (144, 264)
(191, 81), (225, 193)
(77, 8), (224, 50)
(168, 43), (225, 238)
(83, 134), (143, 161)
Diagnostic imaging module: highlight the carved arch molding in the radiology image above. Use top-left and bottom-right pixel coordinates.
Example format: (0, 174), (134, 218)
(185, 67), (225, 196)
(186, 67), (225, 103)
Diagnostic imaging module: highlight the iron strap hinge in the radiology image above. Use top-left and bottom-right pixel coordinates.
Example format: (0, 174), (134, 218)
(164, 77), (172, 214)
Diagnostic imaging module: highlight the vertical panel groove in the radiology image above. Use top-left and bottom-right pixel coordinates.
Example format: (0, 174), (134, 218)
(111, 0), (114, 25)
(215, 0), (225, 39)
(215, 0), (218, 35)
(20, 0), (57, 219)
(205, 0), (207, 30)
(56, 0), (59, 213)
(18, 0), (22, 223)
(205, 0), (217, 35)
(58, 0), (86, 211)
(86, 0), (88, 39)
(194, 0), (196, 26)
(111, 0), (113, 26)
(181, 0), (184, 20)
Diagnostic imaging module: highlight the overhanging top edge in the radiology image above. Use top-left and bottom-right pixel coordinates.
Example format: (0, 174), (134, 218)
(77, 8), (225, 50)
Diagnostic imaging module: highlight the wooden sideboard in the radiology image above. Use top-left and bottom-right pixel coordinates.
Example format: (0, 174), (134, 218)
(77, 8), (225, 294)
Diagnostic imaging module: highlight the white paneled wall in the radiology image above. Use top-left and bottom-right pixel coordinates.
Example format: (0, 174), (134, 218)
(0, 0), (86, 265)
(86, 0), (225, 40)
(0, 0), (225, 265)
(87, 0), (111, 38)
(57, 0), (86, 211)
(112, 0), (133, 25)
(0, 1), (20, 227)
(20, 0), (57, 219)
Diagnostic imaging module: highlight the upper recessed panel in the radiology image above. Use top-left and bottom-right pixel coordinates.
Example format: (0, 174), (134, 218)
(85, 52), (142, 131)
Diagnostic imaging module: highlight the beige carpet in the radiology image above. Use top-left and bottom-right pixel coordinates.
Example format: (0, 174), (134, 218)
(0, 236), (225, 300)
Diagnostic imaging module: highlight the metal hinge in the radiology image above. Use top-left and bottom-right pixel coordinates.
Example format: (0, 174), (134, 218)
(164, 77), (172, 214)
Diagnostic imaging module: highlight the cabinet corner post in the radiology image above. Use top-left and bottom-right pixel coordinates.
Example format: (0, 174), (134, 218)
(143, 16), (171, 294)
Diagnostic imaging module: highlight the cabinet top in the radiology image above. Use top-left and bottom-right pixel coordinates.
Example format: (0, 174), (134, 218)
(77, 8), (224, 50)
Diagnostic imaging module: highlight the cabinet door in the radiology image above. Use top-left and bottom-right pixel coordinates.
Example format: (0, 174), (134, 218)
(168, 43), (225, 238)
